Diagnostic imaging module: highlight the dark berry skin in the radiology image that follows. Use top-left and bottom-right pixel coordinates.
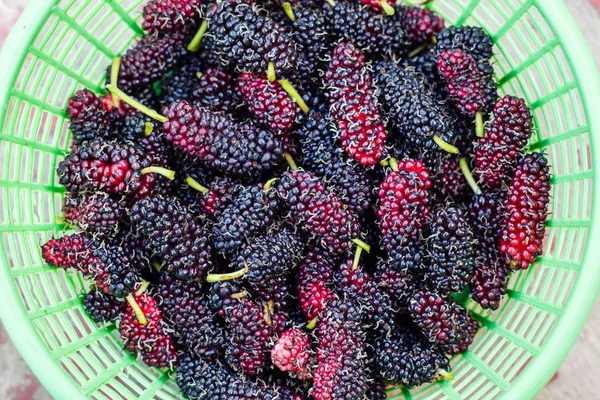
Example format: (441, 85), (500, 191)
(298, 108), (374, 214)
(284, 6), (331, 75)
(475, 95), (534, 187)
(233, 223), (304, 291)
(66, 89), (115, 145)
(396, 5), (445, 50)
(377, 159), (431, 272)
(191, 68), (237, 113)
(424, 203), (476, 295)
(205, 1), (297, 77)
(142, 0), (201, 36)
(83, 290), (126, 323)
(223, 298), (273, 376)
(324, 2), (407, 58)
(409, 289), (479, 355)
(438, 48), (498, 116)
(152, 273), (224, 359)
(368, 258), (414, 334)
(119, 293), (177, 368)
(212, 183), (281, 254)
(41, 233), (140, 298)
(176, 352), (298, 400)
(162, 101), (284, 177)
(373, 61), (456, 158)
(130, 195), (213, 281)
(470, 250), (511, 310)
(158, 56), (204, 109)
(435, 26), (494, 61)
(326, 42), (387, 166)
(469, 189), (507, 247)
(56, 138), (160, 199)
(106, 32), (187, 95)
(277, 169), (361, 255)
(374, 326), (450, 388)
(62, 192), (124, 239)
(312, 298), (369, 400)
(237, 73), (296, 133)
(500, 152), (550, 270)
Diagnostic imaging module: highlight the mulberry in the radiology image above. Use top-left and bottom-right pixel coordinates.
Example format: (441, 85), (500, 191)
(500, 152), (550, 270)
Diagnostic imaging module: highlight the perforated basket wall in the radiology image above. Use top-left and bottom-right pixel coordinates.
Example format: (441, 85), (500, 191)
(0, 0), (599, 399)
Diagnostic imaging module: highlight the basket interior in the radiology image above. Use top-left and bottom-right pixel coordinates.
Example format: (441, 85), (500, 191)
(0, 0), (595, 399)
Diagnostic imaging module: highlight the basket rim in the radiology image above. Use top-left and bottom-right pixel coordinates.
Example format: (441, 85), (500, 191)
(0, 1), (599, 399)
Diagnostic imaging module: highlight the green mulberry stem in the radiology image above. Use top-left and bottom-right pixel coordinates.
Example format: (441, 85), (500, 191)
(388, 157), (399, 172)
(206, 267), (248, 282)
(186, 176), (210, 194)
(263, 177), (278, 193)
(352, 238), (371, 253)
(144, 122), (154, 136)
(110, 57), (121, 106)
(433, 135), (460, 154)
(278, 79), (309, 113)
(152, 261), (162, 272)
(306, 316), (319, 330)
(267, 62), (276, 83)
(438, 369), (454, 381)
(231, 290), (248, 299)
(282, 2), (296, 21)
(352, 246), (363, 270)
(135, 280), (151, 297)
(380, 0), (395, 15)
(126, 294), (147, 325)
(106, 84), (168, 123)
(459, 157), (482, 195)
(475, 111), (484, 138)
(325, 0), (336, 6)
(408, 44), (426, 58)
(141, 166), (176, 181)
(187, 20), (208, 52)
(284, 152), (298, 171)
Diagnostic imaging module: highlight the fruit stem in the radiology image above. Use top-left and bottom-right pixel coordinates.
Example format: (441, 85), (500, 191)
(325, 0), (336, 6)
(56, 215), (68, 225)
(379, 159), (390, 167)
(263, 302), (273, 326)
(438, 369), (454, 381)
(110, 57), (121, 107)
(152, 261), (162, 272)
(284, 152), (298, 171)
(141, 166), (176, 181)
(278, 79), (309, 113)
(231, 290), (248, 299)
(196, 71), (203, 79)
(186, 176), (210, 194)
(352, 246), (363, 270)
(267, 62), (276, 83)
(126, 294), (147, 325)
(388, 157), (399, 172)
(408, 44), (426, 58)
(433, 135), (459, 154)
(475, 111), (484, 138)
(144, 122), (154, 136)
(306, 316), (319, 329)
(351, 238), (371, 253)
(380, 0), (395, 15)
(206, 267), (248, 282)
(135, 280), (151, 297)
(459, 157), (482, 195)
(187, 20), (208, 52)
(106, 84), (168, 123)
(282, 2), (296, 21)
(263, 177), (278, 193)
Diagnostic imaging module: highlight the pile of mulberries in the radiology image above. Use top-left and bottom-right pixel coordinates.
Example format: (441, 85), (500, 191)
(42, 1), (552, 397)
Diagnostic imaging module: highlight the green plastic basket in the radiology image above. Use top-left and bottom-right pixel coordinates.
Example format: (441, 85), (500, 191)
(0, 0), (599, 399)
